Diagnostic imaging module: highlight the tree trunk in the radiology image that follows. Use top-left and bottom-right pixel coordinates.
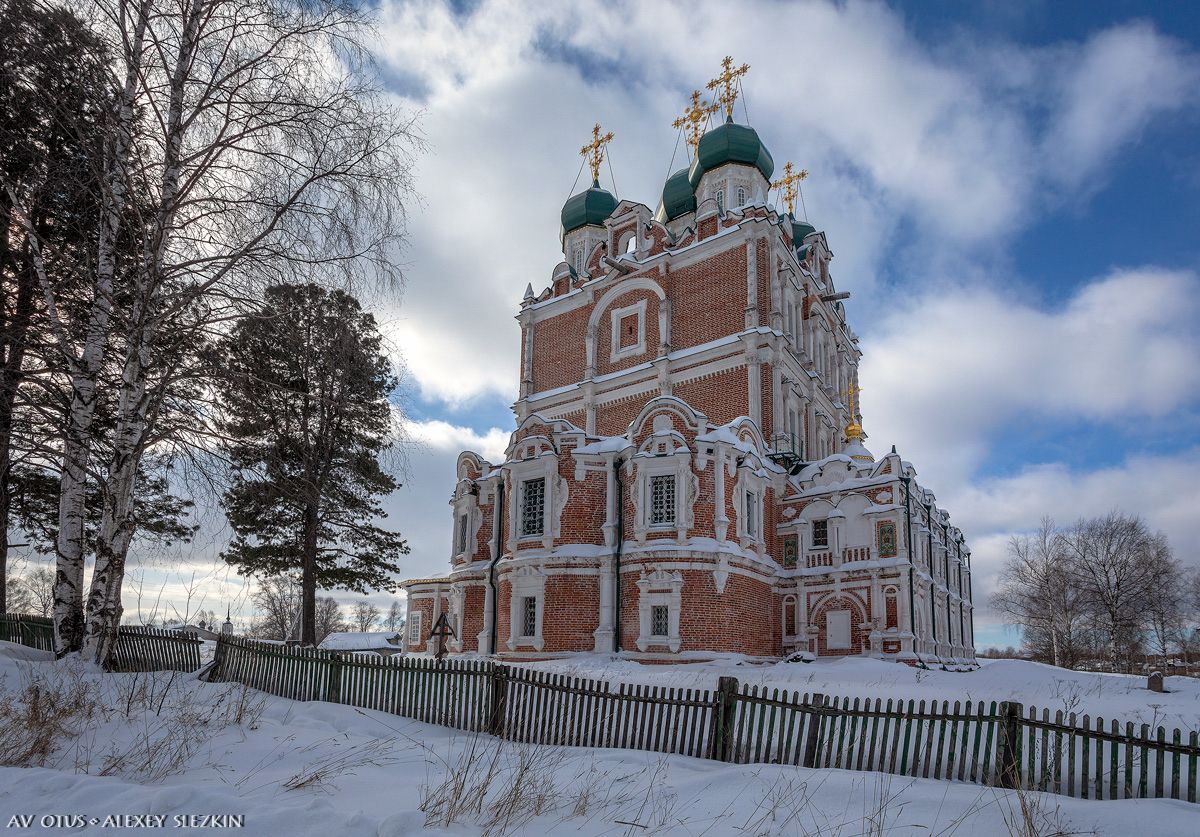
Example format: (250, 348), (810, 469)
(301, 500), (319, 646)
(51, 1), (150, 656)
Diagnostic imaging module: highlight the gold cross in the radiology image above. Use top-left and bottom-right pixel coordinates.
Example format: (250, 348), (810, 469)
(706, 56), (750, 120)
(672, 90), (718, 154)
(771, 161), (809, 215)
(845, 382), (864, 439)
(579, 122), (614, 184)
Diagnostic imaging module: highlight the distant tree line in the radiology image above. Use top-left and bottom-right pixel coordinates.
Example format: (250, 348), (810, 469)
(245, 575), (403, 644)
(991, 512), (1197, 671)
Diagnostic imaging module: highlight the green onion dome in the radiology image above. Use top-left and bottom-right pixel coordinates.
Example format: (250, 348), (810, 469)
(660, 168), (696, 221)
(688, 118), (774, 189)
(790, 219), (816, 244)
(561, 180), (618, 234)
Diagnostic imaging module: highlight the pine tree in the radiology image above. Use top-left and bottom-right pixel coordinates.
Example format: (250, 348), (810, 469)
(212, 284), (408, 645)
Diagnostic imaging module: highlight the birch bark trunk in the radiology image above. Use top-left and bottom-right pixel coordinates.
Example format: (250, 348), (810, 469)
(51, 0), (150, 655)
(80, 0), (204, 665)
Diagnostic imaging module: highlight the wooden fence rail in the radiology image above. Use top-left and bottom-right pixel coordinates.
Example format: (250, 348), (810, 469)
(1, 612), (202, 672)
(0, 612), (54, 652)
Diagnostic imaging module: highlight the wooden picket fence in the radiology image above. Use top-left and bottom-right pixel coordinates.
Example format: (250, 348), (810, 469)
(1, 612), (202, 673)
(0, 612), (54, 652)
(206, 636), (1200, 805)
(105, 625), (204, 673)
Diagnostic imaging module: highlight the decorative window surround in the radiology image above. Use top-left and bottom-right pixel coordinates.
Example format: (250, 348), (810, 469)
(735, 468), (768, 554)
(636, 568), (683, 652)
(630, 416), (696, 544)
(507, 565), (546, 651)
(609, 299), (647, 362)
(506, 440), (567, 551)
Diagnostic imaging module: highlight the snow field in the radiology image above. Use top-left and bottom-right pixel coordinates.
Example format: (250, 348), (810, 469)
(1, 643), (1198, 836)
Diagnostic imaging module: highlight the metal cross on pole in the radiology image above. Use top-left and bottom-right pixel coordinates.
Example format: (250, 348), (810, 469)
(428, 611), (457, 662)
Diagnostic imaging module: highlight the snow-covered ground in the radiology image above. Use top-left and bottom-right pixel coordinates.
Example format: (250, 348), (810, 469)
(1, 642), (1197, 836)
(521, 655), (1200, 732)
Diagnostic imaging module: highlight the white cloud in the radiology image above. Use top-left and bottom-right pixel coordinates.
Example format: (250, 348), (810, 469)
(1042, 22), (1200, 193)
(860, 267), (1200, 485)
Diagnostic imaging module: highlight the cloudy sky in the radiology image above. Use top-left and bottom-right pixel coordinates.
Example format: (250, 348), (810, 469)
(80, 1), (1200, 646)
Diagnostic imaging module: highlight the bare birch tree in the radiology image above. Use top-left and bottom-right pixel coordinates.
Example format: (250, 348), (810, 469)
(5, 0), (416, 662)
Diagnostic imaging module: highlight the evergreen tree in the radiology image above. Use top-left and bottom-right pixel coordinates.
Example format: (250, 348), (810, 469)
(212, 284), (408, 645)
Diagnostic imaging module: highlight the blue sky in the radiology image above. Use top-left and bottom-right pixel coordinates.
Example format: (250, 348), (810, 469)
(68, 1), (1195, 643)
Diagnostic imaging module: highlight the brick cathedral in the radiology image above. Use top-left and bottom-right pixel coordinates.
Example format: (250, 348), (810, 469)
(403, 60), (977, 668)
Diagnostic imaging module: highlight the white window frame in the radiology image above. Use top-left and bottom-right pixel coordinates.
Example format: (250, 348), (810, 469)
(573, 245), (584, 274)
(736, 186), (746, 207)
(735, 469), (767, 549)
(650, 604), (669, 638)
(609, 299), (648, 363)
(506, 448), (565, 552)
(407, 611), (423, 647)
(520, 595), (537, 638)
(636, 568), (683, 652)
(811, 519), (829, 548)
(507, 566), (546, 651)
(519, 477), (546, 538)
(715, 188), (725, 213)
(630, 438), (694, 544)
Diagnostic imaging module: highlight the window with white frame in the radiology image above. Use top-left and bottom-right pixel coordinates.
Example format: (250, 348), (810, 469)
(407, 611), (422, 645)
(650, 475), (675, 526)
(636, 568), (683, 652)
(736, 186), (746, 207)
(650, 605), (669, 637)
(609, 299), (647, 362)
(520, 596), (537, 638)
(455, 513), (469, 555)
(520, 477), (545, 537)
(745, 489), (759, 537)
(715, 188), (725, 213)
(573, 246), (584, 274)
(812, 519), (829, 547)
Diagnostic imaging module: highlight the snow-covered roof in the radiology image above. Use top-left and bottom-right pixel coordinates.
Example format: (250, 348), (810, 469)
(319, 632), (402, 650)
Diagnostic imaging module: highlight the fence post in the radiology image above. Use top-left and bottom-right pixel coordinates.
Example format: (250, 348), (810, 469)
(801, 692), (826, 768)
(488, 663), (509, 739)
(325, 652), (343, 704)
(709, 676), (740, 762)
(996, 700), (1023, 789)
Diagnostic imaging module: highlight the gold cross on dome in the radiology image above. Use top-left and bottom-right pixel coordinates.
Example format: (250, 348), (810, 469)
(580, 122), (614, 184)
(771, 162), (809, 215)
(845, 382), (864, 439)
(706, 55), (750, 120)
(673, 90), (718, 153)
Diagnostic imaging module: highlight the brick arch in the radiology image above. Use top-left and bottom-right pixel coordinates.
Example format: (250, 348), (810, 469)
(586, 277), (667, 373)
(811, 593), (867, 657)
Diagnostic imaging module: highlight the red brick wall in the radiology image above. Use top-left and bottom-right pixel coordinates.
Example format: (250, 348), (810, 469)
(462, 586), (485, 651)
(542, 575), (599, 651)
(672, 367), (748, 427)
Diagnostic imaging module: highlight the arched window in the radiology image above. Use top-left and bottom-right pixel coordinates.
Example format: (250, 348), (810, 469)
(783, 595), (797, 636)
(624, 232), (637, 254)
(736, 186), (746, 207)
(573, 246), (584, 274)
(715, 189), (724, 213)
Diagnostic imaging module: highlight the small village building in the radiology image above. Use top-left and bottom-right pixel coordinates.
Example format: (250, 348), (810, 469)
(318, 631), (405, 657)
(403, 62), (976, 668)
